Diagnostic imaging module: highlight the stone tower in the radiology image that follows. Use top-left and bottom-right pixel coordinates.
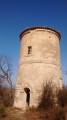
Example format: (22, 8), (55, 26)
(14, 26), (62, 109)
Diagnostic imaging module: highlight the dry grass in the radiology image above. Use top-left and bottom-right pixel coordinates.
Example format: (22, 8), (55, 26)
(22, 107), (65, 120)
(0, 106), (66, 120)
(0, 107), (24, 120)
(0, 85), (67, 120)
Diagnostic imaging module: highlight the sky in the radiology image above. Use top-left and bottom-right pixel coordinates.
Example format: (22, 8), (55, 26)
(0, 0), (67, 85)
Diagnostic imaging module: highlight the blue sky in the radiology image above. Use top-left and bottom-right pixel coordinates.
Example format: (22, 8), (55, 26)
(0, 0), (67, 85)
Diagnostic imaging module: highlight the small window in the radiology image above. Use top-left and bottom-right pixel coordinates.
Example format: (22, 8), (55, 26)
(28, 46), (32, 54)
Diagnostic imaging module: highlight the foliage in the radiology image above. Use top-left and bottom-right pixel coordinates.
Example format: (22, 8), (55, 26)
(38, 83), (55, 109)
(0, 104), (6, 118)
(51, 107), (65, 120)
(57, 85), (67, 107)
(0, 86), (15, 107)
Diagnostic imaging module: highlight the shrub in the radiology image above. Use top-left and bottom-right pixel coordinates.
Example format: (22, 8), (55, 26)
(3, 89), (14, 107)
(0, 104), (6, 118)
(23, 107), (65, 120)
(57, 85), (67, 107)
(38, 83), (55, 109)
(52, 107), (65, 120)
(0, 87), (15, 107)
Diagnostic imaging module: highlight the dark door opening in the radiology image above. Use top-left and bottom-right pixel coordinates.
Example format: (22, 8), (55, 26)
(24, 88), (30, 106)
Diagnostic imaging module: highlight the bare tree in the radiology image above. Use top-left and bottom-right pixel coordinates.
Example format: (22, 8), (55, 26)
(0, 55), (14, 106)
(0, 55), (13, 88)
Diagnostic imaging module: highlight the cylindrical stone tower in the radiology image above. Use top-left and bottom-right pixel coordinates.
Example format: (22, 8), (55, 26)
(14, 26), (62, 109)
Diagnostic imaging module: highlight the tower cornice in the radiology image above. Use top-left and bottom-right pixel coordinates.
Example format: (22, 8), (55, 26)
(20, 26), (61, 40)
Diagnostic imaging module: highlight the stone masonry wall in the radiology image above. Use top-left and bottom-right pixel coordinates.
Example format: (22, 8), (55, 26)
(14, 28), (62, 109)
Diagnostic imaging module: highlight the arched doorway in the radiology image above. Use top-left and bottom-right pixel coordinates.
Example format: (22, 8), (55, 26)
(24, 87), (30, 106)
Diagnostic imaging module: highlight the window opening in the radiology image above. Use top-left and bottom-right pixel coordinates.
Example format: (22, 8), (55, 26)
(28, 46), (32, 54)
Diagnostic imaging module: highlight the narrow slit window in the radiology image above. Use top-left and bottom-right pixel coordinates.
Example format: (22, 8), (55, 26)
(28, 46), (32, 54)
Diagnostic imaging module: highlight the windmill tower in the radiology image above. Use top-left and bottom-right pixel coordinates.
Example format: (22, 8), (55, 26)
(14, 26), (62, 109)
